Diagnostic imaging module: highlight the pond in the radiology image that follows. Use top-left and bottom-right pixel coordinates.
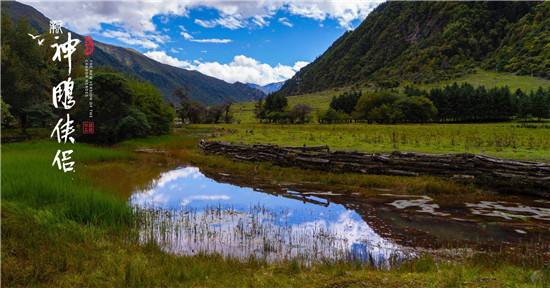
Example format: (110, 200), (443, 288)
(86, 163), (550, 266)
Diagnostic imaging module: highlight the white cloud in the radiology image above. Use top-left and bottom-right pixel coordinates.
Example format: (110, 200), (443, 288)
(144, 50), (191, 68)
(143, 52), (308, 86)
(191, 38), (231, 43)
(21, 0), (189, 33)
(181, 32), (194, 40)
(194, 19), (218, 28)
(252, 16), (270, 28)
(293, 61), (308, 71)
(180, 31), (231, 43)
(287, 4), (325, 22)
(170, 48), (179, 53)
(101, 29), (168, 49)
(195, 16), (246, 30)
(286, 1), (382, 29)
(22, 0), (384, 35)
(160, 15), (170, 24)
(187, 55), (308, 85)
(180, 195), (231, 206)
(278, 17), (293, 27)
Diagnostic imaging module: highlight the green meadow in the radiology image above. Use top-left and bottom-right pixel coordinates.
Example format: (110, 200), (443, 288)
(192, 122), (550, 163)
(3, 133), (550, 287)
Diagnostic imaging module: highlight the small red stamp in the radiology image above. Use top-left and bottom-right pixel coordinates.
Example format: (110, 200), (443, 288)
(83, 121), (94, 134)
(84, 36), (94, 55)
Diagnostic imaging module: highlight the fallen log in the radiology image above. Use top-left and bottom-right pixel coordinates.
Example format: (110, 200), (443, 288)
(197, 140), (550, 196)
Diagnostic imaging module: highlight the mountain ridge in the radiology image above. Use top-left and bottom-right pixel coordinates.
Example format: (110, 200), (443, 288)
(5, 1), (264, 105)
(247, 81), (286, 94)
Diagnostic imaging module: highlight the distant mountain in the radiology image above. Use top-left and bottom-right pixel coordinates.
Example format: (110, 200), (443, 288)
(5, 1), (264, 105)
(279, 1), (548, 96)
(247, 81), (286, 94)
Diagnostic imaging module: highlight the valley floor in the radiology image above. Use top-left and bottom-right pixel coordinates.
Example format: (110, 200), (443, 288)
(2, 129), (549, 287)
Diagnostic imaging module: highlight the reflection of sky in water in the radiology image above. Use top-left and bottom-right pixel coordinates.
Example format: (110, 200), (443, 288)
(130, 167), (407, 264)
(132, 167), (359, 225)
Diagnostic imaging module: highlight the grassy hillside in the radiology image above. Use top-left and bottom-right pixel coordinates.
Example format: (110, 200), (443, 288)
(4, 1), (264, 105)
(279, 1), (548, 96)
(232, 70), (550, 123)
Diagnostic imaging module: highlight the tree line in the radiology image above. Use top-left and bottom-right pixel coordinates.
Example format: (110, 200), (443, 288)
(253, 93), (314, 124)
(251, 83), (550, 125)
(172, 87), (234, 124)
(405, 83), (550, 122)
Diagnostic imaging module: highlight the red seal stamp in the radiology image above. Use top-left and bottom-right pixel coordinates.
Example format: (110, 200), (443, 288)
(83, 121), (94, 134)
(84, 36), (94, 55)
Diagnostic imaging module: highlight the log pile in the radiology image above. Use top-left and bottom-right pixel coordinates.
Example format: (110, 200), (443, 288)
(197, 140), (550, 196)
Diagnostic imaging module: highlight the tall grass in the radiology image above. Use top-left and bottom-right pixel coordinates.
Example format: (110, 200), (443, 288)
(2, 140), (135, 226)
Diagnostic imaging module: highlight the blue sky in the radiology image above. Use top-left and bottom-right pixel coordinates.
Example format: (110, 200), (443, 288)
(23, 1), (383, 85)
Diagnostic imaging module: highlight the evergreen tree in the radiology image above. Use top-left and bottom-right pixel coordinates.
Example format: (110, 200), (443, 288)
(329, 90), (362, 115)
(263, 93), (288, 113)
(531, 87), (550, 121)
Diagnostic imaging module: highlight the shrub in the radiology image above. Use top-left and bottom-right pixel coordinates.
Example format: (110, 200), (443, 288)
(74, 72), (151, 144)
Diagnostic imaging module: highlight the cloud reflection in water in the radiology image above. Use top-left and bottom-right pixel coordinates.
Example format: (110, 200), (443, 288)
(130, 167), (409, 265)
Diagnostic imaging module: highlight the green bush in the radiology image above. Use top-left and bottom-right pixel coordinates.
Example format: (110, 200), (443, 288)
(74, 73), (151, 144)
(393, 96), (438, 123)
(352, 91), (402, 123)
(128, 78), (175, 135)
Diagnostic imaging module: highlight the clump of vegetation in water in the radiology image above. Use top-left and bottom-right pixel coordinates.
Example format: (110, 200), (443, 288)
(135, 204), (411, 266)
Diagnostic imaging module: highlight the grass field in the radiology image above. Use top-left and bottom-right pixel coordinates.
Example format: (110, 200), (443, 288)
(231, 70), (550, 124)
(192, 122), (550, 163)
(2, 133), (550, 287)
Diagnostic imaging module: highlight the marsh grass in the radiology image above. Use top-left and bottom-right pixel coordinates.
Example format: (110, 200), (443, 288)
(2, 140), (134, 226)
(2, 133), (550, 287)
(117, 134), (194, 149)
(134, 204), (411, 267)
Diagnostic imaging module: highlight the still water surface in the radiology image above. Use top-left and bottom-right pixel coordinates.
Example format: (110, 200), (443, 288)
(130, 166), (407, 265)
(86, 164), (550, 265)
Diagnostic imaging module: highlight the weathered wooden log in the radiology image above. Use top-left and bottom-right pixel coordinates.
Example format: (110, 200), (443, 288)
(282, 145), (329, 152)
(197, 140), (550, 195)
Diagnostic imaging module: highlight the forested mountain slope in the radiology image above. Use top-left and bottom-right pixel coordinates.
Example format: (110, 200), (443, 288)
(279, 1), (548, 96)
(6, 1), (264, 105)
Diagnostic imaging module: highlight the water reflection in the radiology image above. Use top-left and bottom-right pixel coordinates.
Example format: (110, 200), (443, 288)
(466, 201), (550, 221)
(125, 166), (550, 265)
(130, 167), (409, 265)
